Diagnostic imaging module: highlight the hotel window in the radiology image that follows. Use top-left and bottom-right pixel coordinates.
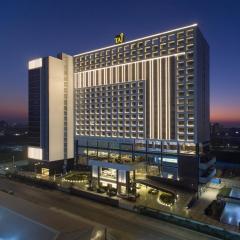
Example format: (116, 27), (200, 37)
(178, 135), (184, 140)
(188, 128), (194, 133)
(178, 114), (184, 119)
(186, 29), (194, 37)
(124, 45), (130, 51)
(160, 36), (167, 42)
(177, 55), (185, 61)
(187, 52), (194, 59)
(152, 38), (159, 45)
(178, 121), (184, 126)
(188, 120), (194, 126)
(178, 128), (184, 133)
(187, 135), (194, 141)
(177, 31), (184, 39)
(188, 114), (194, 119)
(178, 106), (185, 112)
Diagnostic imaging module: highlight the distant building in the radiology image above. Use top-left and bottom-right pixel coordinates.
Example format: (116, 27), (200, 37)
(28, 24), (214, 192)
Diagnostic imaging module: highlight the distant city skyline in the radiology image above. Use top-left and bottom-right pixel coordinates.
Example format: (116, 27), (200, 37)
(0, 0), (240, 127)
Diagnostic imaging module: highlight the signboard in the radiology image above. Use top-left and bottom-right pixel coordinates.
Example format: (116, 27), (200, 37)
(114, 33), (125, 44)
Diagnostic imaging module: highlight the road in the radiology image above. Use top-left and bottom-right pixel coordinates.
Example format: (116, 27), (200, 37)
(0, 177), (220, 240)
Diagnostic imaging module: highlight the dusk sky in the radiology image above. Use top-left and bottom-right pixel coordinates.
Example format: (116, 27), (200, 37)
(0, 0), (240, 126)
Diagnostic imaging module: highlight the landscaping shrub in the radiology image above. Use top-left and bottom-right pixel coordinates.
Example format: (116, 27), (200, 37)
(159, 192), (175, 206)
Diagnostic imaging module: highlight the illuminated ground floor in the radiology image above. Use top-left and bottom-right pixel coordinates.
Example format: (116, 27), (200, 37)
(76, 137), (216, 192)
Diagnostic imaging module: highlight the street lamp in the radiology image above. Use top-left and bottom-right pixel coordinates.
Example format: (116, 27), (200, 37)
(12, 155), (15, 169)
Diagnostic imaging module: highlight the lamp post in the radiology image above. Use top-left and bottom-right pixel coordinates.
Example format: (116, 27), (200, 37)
(12, 155), (15, 169)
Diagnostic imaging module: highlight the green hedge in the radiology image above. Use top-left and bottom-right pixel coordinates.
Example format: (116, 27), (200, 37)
(64, 172), (89, 181)
(6, 173), (58, 189)
(159, 192), (175, 205)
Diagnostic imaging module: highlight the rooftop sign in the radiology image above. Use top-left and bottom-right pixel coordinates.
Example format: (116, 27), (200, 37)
(114, 33), (125, 44)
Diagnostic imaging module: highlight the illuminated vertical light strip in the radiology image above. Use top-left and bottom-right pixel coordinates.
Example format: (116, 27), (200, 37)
(116, 67), (119, 83)
(110, 67), (112, 84)
(149, 61), (151, 138)
(81, 72), (83, 88)
(168, 57), (171, 140)
(84, 72), (86, 87)
(104, 68), (106, 85)
(87, 72), (89, 87)
(74, 73), (76, 89)
(157, 59), (159, 139)
(159, 58), (162, 139)
(122, 65), (124, 82)
(131, 64), (133, 81)
(74, 73), (76, 88)
(168, 57), (170, 139)
(165, 57), (168, 139)
(75, 73), (77, 88)
(95, 71), (97, 86)
(83, 72), (85, 88)
(95, 70), (98, 86)
(143, 61), (147, 137)
(150, 60), (153, 138)
(151, 60), (154, 138)
(94, 69), (96, 86)
(128, 64), (131, 81)
(166, 58), (169, 139)
(80, 73), (83, 88)
(89, 71), (91, 87)
(110, 67), (113, 84)
(115, 66), (117, 83)
(135, 62), (137, 81)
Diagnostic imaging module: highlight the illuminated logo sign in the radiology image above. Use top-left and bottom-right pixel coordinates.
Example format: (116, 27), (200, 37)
(114, 33), (125, 44)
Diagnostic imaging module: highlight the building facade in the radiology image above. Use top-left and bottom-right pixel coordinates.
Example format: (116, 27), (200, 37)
(28, 53), (74, 174)
(28, 24), (215, 191)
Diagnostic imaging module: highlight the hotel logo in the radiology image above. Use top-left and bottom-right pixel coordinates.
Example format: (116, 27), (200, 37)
(114, 33), (125, 44)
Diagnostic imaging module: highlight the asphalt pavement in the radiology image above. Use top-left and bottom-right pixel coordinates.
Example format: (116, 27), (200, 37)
(0, 177), (220, 240)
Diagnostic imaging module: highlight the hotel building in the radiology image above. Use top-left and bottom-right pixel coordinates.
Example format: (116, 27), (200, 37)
(28, 53), (74, 174)
(28, 24), (215, 192)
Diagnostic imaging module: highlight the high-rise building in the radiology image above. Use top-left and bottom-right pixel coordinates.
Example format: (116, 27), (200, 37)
(28, 24), (215, 191)
(28, 53), (74, 174)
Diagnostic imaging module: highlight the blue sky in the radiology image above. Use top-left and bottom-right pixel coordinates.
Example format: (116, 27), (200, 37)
(0, 0), (240, 126)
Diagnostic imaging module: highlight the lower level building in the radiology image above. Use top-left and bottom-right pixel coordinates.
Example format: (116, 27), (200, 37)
(76, 137), (215, 192)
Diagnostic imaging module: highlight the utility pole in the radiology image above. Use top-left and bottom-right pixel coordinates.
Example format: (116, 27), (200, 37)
(12, 155), (15, 169)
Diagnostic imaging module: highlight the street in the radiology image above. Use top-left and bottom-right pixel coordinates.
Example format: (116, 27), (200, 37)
(0, 177), (220, 240)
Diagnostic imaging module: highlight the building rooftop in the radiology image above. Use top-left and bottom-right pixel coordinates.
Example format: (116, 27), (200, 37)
(74, 23), (198, 57)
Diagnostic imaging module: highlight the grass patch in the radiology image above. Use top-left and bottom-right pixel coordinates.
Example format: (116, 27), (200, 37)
(159, 192), (175, 206)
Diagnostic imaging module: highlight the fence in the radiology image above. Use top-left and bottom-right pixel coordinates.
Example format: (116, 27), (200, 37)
(135, 205), (240, 240)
